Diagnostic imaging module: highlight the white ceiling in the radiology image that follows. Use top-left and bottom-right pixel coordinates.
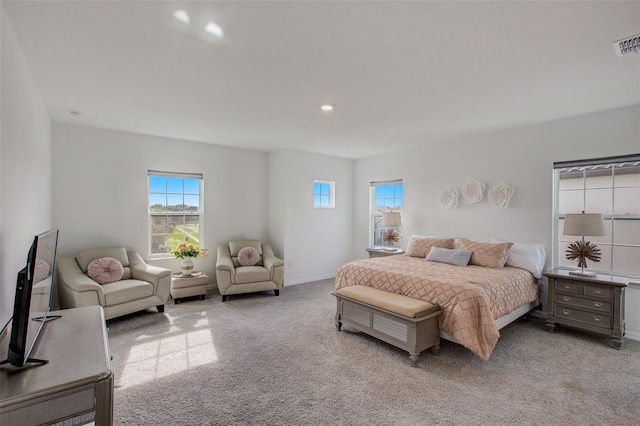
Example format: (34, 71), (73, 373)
(3, 1), (639, 159)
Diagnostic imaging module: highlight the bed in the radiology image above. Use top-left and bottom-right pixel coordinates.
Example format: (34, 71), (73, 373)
(335, 236), (545, 361)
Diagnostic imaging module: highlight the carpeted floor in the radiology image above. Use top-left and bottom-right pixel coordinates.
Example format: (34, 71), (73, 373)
(106, 279), (640, 425)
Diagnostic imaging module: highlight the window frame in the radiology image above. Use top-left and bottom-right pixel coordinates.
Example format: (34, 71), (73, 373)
(552, 154), (640, 280)
(147, 170), (204, 259)
(313, 180), (335, 209)
(370, 179), (403, 247)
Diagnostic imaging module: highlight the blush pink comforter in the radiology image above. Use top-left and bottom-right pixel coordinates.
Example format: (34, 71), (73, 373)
(334, 255), (539, 360)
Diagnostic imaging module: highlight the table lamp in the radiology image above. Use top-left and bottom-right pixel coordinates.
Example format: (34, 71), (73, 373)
(563, 212), (605, 277)
(381, 212), (402, 247)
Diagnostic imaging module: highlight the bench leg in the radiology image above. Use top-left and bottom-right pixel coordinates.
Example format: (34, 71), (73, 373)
(335, 312), (342, 331)
(430, 342), (440, 356)
(409, 354), (419, 367)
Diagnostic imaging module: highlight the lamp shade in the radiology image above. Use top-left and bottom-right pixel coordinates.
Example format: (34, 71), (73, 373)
(382, 212), (402, 227)
(563, 213), (605, 237)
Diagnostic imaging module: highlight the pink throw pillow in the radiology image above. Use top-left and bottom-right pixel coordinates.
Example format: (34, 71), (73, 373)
(87, 257), (124, 284)
(238, 246), (260, 266)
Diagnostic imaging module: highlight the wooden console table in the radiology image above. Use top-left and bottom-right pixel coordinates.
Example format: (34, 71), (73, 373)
(1, 305), (113, 425)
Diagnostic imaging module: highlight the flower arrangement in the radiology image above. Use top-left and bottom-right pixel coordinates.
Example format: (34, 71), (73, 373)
(171, 242), (208, 259)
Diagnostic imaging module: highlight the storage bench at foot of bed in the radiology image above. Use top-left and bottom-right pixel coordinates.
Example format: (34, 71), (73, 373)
(333, 285), (441, 367)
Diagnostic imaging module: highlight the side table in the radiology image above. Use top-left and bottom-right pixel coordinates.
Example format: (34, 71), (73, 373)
(366, 247), (405, 258)
(544, 268), (628, 349)
(171, 272), (209, 304)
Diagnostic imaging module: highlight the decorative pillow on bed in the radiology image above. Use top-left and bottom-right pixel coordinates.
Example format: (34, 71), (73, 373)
(489, 238), (548, 278)
(87, 257), (124, 284)
(238, 246), (260, 266)
(425, 247), (473, 267)
(457, 238), (513, 268)
(405, 236), (455, 258)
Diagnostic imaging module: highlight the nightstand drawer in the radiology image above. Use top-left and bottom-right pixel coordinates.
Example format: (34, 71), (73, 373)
(584, 285), (613, 300)
(554, 306), (612, 328)
(555, 279), (582, 295)
(555, 294), (611, 312)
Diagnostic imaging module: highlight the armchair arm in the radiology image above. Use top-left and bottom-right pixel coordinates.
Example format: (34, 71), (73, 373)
(262, 244), (284, 271)
(216, 245), (236, 294)
(56, 257), (105, 308)
(128, 251), (171, 303)
(262, 244), (285, 286)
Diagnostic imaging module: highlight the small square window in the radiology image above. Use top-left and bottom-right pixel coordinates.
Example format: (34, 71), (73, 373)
(314, 180), (335, 208)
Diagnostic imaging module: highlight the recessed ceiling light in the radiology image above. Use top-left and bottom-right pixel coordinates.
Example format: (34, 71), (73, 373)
(320, 103), (335, 111)
(174, 10), (190, 24)
(205, 22), (224, 38)
(68, 110), (83, 117)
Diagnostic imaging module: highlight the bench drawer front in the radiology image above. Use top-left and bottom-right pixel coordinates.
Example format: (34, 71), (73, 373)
(343, 302), (371, 327)
(373, 314), (408, 343)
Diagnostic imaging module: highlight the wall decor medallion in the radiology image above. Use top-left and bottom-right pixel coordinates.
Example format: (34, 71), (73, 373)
(488, 183), (514, 208)
(438, 186), (459, 209)
(462, 180), (485, 204)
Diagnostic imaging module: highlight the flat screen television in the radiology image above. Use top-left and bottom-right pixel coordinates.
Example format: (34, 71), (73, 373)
(1, 228), (59, 368)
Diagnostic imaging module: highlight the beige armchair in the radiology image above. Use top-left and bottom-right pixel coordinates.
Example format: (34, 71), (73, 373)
(216, 240), (285, 302)
(57, 247), (171, 320)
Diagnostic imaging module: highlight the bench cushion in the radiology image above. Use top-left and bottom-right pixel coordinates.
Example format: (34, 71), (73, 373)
(336, 285), (436, 318)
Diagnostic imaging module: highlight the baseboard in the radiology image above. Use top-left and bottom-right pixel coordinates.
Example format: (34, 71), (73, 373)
(285, 274), (335, 286)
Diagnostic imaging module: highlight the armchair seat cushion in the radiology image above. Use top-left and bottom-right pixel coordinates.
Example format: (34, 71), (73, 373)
(103, 279), (154, 306)
(234, 266), (270, 284)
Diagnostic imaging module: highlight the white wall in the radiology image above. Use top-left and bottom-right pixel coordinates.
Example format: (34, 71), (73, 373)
(354, 105), (640, 339)
(1, 6), (52, 329)
(269, 150), (354, 284)
(52, 124), (269, 282)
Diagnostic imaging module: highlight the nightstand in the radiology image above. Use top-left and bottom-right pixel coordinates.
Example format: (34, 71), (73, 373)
(544, 269), (628, 349)
(366, 247), (405, 258)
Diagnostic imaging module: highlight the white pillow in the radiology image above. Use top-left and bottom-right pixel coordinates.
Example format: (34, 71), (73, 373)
(488, 238), (548, 278)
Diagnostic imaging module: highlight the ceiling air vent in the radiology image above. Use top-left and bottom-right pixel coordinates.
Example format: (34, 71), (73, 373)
(613, 34), (640, 57)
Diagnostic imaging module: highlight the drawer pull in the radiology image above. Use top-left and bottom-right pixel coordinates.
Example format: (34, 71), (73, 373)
(593, 302), (603, 307)
(594, 316), (602, 322)
(594, 289), (602, 294)
(563, 297), (571, 302)
(563, 310), (571, 315)
(564, 285), (571, 289)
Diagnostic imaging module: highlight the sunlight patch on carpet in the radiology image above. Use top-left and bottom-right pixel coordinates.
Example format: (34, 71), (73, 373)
(117, 317), (218, 389)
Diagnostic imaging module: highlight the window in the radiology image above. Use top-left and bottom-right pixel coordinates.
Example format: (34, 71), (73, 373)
(314, 180), (335, 208)
(553, 154), (640, 279)
(370, 180), (403, 246)
(148, 171), (203, 257)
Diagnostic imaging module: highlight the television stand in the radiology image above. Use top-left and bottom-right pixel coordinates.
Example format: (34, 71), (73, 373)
(1, 306), (113, 425)
(0, 356), (48, 367)
(0, 314), (64, 367)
